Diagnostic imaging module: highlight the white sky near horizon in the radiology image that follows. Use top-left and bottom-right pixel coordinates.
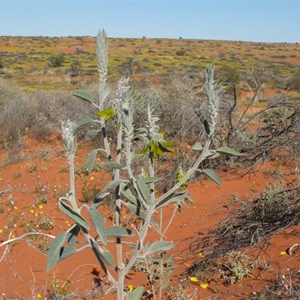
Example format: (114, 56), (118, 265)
(1, 0), (300, 43)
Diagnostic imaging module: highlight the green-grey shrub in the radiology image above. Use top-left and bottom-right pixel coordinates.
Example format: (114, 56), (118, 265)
(46, 29), (243, 300)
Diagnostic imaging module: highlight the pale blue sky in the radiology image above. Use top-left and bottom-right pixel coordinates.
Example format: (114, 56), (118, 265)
(1, 0), (299, 42)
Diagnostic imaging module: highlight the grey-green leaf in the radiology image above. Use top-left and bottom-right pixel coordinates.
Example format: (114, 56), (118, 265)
(146, 241), (175, 256)
(127, 287), (144, 300)
(122, 186), (138, 205)
(59, 200), (90, 230)
(137, 179), (150, 203)
(155, 192), (187, 209)
(59, 224), (80, 260)
(192, 143), (203, 151)
(85, 129), (100, 142)
(73, 117), (94, 135)
(201, 168), (221, 185)
(85, 149), (98, 173)
(105, 226), (135, 238)
(102, 160), (122, 170)
(216, 146), (244, 156)
(47, 231), (68, 270)
(130, 154), (144, 164)
(141, 177), (160, 184)
(93, 179), (123, 208)
(102, 179), (123, 193)
(72, 90), (94, 104)
(88, 208), (107, 244)
(59, 243), (77, 260)
(99, 245), (115, 268)
(89, 238), (115, 268)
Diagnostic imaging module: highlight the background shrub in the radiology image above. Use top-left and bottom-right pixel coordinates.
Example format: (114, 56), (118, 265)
(47, 53), (65, 67)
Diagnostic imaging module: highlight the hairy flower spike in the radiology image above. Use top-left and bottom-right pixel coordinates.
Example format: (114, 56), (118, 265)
(96, 29), (109, 109)
(61, 120), (77, 155)
(204, 64), (222, 137)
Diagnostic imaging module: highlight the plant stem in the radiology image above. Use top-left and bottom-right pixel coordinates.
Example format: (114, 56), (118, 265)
(68, 152), (78, 210)
(115, 122), (124, 288)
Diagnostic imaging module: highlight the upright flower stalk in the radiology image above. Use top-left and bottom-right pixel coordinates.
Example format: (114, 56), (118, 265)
(61, 120), (77, 209)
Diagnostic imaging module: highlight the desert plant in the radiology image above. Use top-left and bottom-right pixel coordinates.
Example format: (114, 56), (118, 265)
(217, 250), (260, 285)
(45, 29), (243, 300)
(47, 53), (65, 67)
(253, 268), (300, 300)
(287, 67), (300, 91)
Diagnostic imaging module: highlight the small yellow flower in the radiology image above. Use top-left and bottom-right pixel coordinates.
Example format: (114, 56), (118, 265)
(38, 204), (43, 209)
(36, 293), (42, 299)
(197, 252), (203, 257)
(0, 229), (3, 234)
(128, 284), (134, 292)
(200, 282), (209, 289)
(189, 276), (198, 282)
(12, 234), (16, 239)
(35, 213), (38, 217)
(280, 251), (288, 256)
(39, 211), (43, 215)
(30, 209), (35, 214)
(185, 263), (191, 267)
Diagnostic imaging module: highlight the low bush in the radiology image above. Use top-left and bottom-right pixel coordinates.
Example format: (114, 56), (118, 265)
(47, 53), (65, 67)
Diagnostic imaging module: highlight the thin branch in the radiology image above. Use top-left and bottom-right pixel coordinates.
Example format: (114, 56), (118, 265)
(0, 232), (55, 248)
(162, 204), (178, 239)
(0, 231), (12, 262)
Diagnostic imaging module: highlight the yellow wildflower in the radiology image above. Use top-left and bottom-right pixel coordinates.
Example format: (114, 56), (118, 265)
(36, 293), (42, 299)
(0, 229), (3, 234)
(197, 252), (203, 257)
(185, 263), (191, 267)
(128, 284), (134, 292)
(189, 276), (198, 282)
(38, 204), (43, 209)
(30, 209), (35, 214)
(200, 282), (209, 289)
(280, 251), (287, 256)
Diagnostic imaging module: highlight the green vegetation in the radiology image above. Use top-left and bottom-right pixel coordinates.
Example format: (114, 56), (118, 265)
(47, 53), (65, 67)
(45, 30), (241, 300)
(0, 36), (299, 91)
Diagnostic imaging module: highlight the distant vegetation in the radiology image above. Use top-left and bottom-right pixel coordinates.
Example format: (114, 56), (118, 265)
(0, 36), (299, 91)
